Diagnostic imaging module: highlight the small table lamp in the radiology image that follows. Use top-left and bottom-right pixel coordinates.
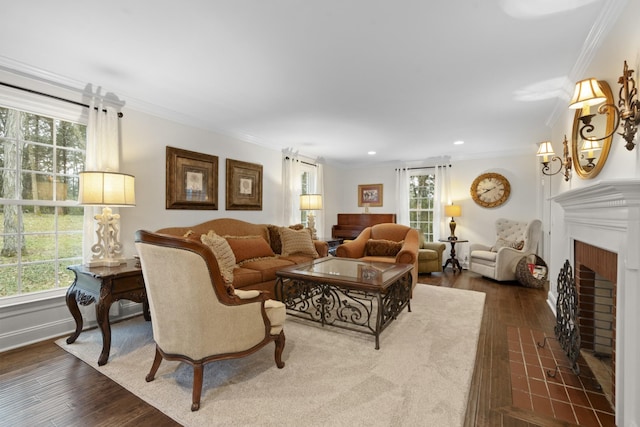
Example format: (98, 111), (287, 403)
(444, 204), (461, 240)
(79, 171), (136, 267)
(299, 194), (323, 240)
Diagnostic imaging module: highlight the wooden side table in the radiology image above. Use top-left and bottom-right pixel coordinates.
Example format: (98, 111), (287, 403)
(438, 238), (469, 273)
(65, 260), (150, 366)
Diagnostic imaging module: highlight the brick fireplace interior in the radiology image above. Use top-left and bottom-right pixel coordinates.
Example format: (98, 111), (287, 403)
(575, 240), (617, 407)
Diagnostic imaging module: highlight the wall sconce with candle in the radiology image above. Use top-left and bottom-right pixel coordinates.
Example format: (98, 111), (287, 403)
(580, 139), (601, 171)
(569, 60), (639, 151)
(79, 171), (136, 267)
(536, 135), (572, 181)
(299, 194), (323, 240)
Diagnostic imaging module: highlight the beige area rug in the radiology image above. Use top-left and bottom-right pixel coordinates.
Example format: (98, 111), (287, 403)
(56, 284), (485, 427)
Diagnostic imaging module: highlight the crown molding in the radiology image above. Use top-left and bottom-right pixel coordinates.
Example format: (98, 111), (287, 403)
(545, 0), (628, 127)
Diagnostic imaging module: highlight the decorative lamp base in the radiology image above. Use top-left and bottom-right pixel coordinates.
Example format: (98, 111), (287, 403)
(85, 206), (126, 268)
(449, 218), (457, 240)
(307, 212), (318, 240)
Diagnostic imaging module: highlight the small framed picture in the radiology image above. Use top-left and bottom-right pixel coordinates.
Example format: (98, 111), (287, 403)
(226, 158), (263, 210)
(166, 146), (218, 210)
(358, 183), (383, 207)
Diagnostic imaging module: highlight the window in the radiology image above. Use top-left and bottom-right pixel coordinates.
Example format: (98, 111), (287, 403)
(300, 164), (317, 226)
(0, 105), (86, 298)
(409, 173), (436, 241)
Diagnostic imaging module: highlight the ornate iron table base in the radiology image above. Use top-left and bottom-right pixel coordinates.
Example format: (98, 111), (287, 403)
(275, 271), (411, 349)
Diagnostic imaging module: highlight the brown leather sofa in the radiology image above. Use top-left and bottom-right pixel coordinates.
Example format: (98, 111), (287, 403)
(156, 218), (328, 297)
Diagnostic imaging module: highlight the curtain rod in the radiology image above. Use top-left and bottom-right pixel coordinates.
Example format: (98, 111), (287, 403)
(284, 156), (317, 167)
(0, 81), (124, 118)
(395, 164), (451, 171)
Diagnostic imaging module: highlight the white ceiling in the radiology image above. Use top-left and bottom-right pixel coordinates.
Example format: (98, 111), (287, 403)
(0, 0), (620, 167)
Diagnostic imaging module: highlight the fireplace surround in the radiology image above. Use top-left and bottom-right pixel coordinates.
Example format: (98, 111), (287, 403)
(553, 179), (640, 427)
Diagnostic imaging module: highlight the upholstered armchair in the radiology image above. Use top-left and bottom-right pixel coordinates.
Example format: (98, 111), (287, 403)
(468, 218), (542, 282)
(134, 230), (286, 411)
(335, 223), (419, 290)
(417, 233), (446, 274)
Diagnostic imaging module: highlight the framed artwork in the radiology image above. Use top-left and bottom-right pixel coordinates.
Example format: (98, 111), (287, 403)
(226, 158), (263, 210)
(358, 183), (383, 207)
(165, 146), (218, 210)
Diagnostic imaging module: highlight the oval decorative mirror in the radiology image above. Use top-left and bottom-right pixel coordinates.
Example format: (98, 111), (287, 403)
(572, 80), (614, 179)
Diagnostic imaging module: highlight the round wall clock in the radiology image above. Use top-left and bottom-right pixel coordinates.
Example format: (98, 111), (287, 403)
(470, 172), (511, 208)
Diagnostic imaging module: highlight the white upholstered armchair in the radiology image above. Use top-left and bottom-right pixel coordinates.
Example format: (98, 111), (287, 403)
(468, 218), (542, 282)
(134, 230), (286, 411)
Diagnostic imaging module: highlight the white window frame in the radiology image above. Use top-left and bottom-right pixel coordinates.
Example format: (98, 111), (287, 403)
(409, 172), (436, 242)
(299, 162), (318, 226)
(0, 86), (87, 305)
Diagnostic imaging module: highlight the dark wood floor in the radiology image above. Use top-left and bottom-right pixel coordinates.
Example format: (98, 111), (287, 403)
(0, 271), (593, 426)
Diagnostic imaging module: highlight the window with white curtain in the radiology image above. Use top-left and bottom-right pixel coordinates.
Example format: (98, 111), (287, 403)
(409, 172), (436, 241)
(0, 103), (86, 298)
(300, 163), (317, 226)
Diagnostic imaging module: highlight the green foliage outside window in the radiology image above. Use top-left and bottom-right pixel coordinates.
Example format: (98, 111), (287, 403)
(409, 173), (435, 241)
(0, 106), (86, 297)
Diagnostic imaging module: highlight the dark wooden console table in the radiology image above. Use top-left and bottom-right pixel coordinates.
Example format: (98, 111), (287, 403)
(65, 260), (150, 366)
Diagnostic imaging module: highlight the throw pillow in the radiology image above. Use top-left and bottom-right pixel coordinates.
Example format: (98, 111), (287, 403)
(200, 230), (236, 287)
(280, 227), (319, 258)
(267, 225), (283, 254)
(491, 238), (525, 252)
(364, 239), (403, 257)
(225, 235), (275, 263)
(268, 224), (312, 255)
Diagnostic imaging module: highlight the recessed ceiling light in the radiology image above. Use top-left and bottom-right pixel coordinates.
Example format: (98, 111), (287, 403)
(453, 140), (465, 145)
(368, 151), (376, 155)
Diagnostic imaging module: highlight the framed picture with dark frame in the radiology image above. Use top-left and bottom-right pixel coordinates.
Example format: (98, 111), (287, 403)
(358, 183), (383, 207)
(226, 158), (263, 210)
(166, 146), (218, 210)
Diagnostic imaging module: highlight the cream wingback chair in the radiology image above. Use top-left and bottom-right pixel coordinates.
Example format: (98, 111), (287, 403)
(469, 218), (542, 282)
(134, 230), (286, 411)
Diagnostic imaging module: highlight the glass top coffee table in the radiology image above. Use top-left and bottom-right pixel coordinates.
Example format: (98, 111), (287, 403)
(275, 257), (413, 349)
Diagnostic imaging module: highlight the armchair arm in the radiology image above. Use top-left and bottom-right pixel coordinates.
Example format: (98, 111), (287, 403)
(224, 288), (271, 305)
(421, 242), (446, 253)
(496, 246), (528, 274)
(469, 243), (492, 253)
(313, 240), (329, 257)
(335, 227), (371, 258)
(396, 229), (419, 265)
(234, 289), (261, 299)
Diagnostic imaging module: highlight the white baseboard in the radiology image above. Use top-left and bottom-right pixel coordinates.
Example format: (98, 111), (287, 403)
(0, 294), (144, 352)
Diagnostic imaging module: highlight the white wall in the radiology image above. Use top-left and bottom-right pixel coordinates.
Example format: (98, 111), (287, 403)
(119, 108), (286, 258)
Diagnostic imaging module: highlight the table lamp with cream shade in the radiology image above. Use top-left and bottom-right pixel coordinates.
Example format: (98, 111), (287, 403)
(444, 204), (461, 240)
(79, 171), (136, 267)
(299, 194), (323, 240)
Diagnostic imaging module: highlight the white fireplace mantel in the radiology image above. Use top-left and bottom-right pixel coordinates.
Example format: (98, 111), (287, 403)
(553, 179), (640, 427)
